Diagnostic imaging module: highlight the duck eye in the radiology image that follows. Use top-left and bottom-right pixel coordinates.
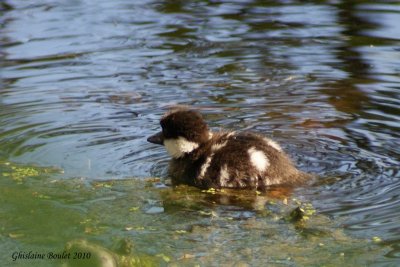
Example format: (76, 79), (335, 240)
(162, 127), (168, 137)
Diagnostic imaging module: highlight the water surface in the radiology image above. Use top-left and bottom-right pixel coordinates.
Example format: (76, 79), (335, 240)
(1, 0), (400, 266)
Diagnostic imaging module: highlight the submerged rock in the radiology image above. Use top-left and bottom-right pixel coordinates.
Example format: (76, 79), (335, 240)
(62, 239), (166, 267)
(62, 240), (117, 267)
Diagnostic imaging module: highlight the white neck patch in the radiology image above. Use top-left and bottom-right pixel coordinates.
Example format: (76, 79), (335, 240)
(164, 137), (199, 158)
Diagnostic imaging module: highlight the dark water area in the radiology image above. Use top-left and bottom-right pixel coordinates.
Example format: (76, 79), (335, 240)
(1, 0), (400, 266)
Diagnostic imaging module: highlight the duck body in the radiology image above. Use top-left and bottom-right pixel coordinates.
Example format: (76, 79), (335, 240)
(148, 108), (309, 190)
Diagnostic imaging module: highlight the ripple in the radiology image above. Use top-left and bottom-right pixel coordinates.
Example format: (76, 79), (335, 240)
(1, 0), (400, 261)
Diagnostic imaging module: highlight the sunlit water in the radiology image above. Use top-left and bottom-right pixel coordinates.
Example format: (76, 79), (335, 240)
(1, 0), (400, 266)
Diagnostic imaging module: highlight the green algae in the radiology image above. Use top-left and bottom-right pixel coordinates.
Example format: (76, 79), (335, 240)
(0, 161), (391, 266)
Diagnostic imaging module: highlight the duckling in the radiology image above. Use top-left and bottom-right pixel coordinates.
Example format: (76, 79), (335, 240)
(147, 108), (309, 190)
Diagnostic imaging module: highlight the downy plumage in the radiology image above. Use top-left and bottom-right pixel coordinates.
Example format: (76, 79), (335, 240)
(148, 108), (310, 190)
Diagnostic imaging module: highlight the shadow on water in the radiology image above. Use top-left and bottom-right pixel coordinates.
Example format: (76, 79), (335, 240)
(1, 0), (400, 265)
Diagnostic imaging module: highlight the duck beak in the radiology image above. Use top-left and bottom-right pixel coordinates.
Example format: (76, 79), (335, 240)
(147, 131), (164, 145)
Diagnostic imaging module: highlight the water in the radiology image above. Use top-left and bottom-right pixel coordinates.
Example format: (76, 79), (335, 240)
(1, 0), (400, 265)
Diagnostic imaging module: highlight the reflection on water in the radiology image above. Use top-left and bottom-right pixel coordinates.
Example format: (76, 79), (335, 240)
(1, 0), (400, 265)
